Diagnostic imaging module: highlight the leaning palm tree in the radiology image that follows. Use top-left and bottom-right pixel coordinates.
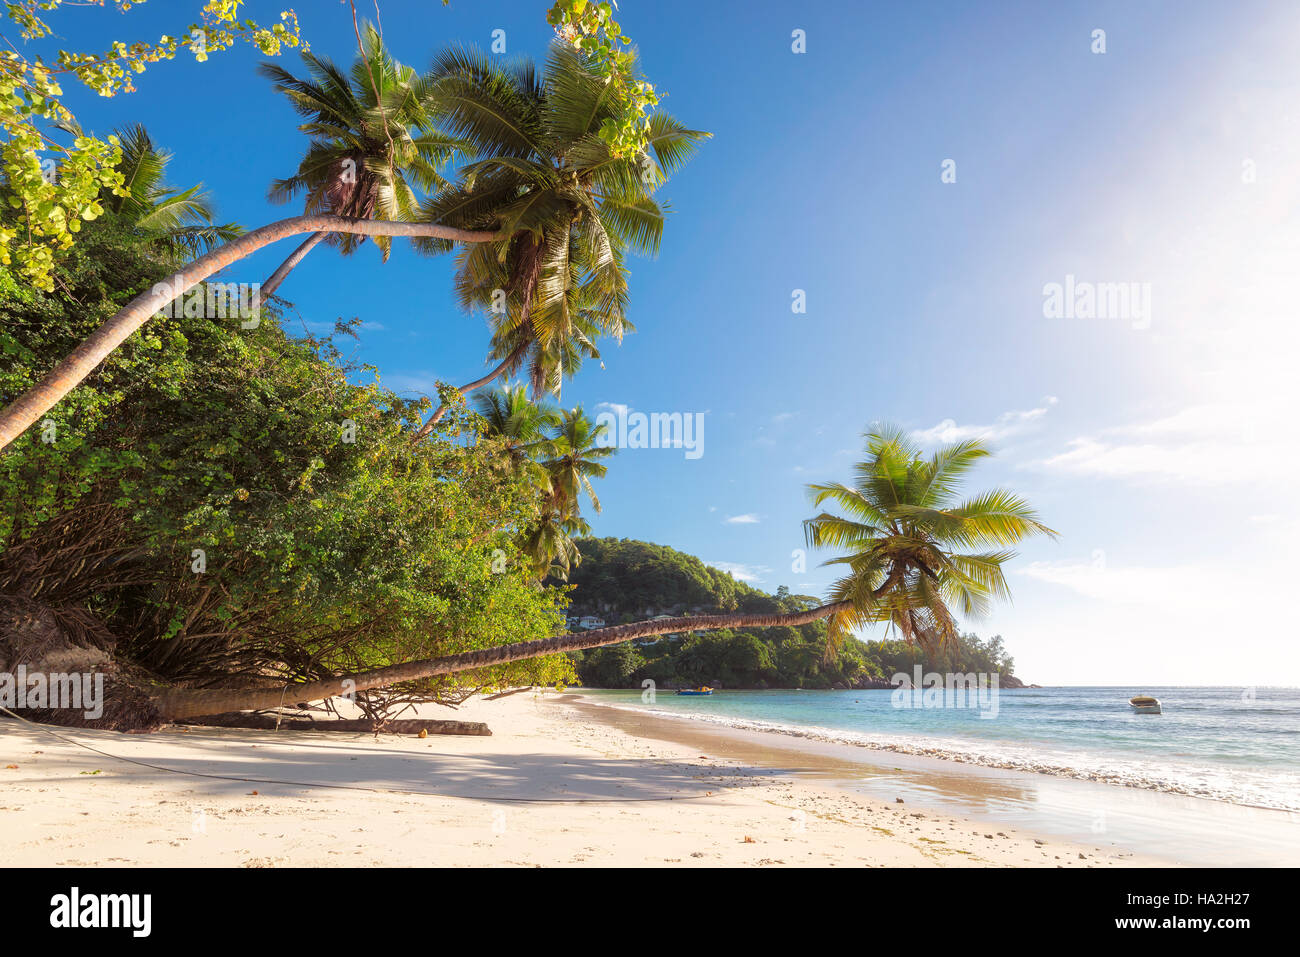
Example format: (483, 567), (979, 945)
(147, 422), (1054, 720)
(256, 22), (463, 303)
(410, 41), (706, 438)
(0, 41), (702, 451)
(803, 426), (1057, 655)
(102, 124), (241, 261)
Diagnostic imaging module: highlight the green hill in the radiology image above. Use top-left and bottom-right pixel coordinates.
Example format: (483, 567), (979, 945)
(559, 538), (1023, 690)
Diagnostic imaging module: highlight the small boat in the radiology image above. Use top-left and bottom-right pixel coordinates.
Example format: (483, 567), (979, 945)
(677, 687), (714, 696)
(1129, 694), (1161, 714)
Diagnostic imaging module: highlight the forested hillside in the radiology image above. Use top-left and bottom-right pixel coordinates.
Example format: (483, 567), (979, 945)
(561, 538), (1025, 690)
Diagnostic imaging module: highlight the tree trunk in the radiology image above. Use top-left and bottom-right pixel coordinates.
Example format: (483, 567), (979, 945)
(177, 714), (491, 735)
(412, 341), (529, 441)
(0, 214), (503, 450)
(150, 601), (851, 720)
(252, 229), (328, 309)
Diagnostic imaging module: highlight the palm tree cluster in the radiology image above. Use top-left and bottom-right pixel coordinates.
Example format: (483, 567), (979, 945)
(0, 23), (706, 452)
(472, 385), (613, 579)
(261, 27), (706, 430)
(0, 20), (1063, 724)
(154, 427), (1056, 720)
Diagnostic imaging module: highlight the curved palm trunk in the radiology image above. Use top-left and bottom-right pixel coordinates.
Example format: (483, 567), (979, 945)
(252, 230), (328, 308)
(150, 601), (852, 720)
(412, 341), (529, 441)
(0, 214), (503, 451)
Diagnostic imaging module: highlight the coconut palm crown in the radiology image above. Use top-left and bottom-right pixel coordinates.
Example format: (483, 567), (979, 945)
(260, 22), (463, 263)
(803, 426), (1056, 655)
(417, 41), (708, 397)
(103, 124), (241, 260)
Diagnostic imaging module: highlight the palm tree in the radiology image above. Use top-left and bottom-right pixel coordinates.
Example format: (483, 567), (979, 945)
(472, 383), (559, 486)
(520, 510), (589, 580)
(542, 405), (613, 518)
(804, 427), (1057, 654)
(146, 422), (1054, 719)
(102, 124), (241, 260)
(410, 42), (707, 438)
(530, 405), (612, 578)
(473, 389), (609, 580)
(256, 22), (463, 303)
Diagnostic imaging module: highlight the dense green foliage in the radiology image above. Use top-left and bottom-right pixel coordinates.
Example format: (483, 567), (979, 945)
(0, 218), (574, 703)
(560, 537), (783, 618)
(563, 538), (1021, 690)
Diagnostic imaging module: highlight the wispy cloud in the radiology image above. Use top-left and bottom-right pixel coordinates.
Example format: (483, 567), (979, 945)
(1039, 403), (1282, 484)
(706, 560), (770, 583)
(381, 372), (437, 396)
(298, 319), (385, 335)
(724, 513), (760, 524)
(1017, 557), (1223, 611)
(910, 398), (1058, 446)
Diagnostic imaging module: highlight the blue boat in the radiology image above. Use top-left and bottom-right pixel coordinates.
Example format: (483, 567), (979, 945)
(677, 687), (714, 696)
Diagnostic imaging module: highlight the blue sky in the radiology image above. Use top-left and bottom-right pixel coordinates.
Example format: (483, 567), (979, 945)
(46, 1), (1300, 683)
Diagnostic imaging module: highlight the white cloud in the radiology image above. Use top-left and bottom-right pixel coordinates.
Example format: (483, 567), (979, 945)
(724, 513), (760, 524)
(706, 560), (770, 583)
(1039, 403), (1289, 485)
(595, 402), (629, 416)
(1017, 558), (1210, 606)
(910, 398), (1058, 446)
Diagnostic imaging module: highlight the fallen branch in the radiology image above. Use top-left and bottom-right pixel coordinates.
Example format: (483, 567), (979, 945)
(176, 714), (491, 735)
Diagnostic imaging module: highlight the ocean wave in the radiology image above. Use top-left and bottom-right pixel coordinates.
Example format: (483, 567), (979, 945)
(587, 699), (1300, 812)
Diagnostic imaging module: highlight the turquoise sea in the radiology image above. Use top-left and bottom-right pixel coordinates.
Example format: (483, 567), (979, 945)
(576, 685), (1300, 811)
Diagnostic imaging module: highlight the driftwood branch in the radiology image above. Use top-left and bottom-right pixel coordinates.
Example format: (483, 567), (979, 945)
(176, 713), (491, 735)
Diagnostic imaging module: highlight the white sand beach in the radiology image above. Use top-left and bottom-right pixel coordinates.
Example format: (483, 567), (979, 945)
(0, 691), (1172, 868)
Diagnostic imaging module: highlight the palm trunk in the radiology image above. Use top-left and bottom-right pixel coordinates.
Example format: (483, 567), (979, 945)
(252, 230), (328, 308)
(412, 341), (529, 441)
(150, 601), (852, 720)
(0, 214), (503, 451)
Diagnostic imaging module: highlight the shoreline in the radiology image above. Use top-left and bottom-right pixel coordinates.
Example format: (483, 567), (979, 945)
(566, 688), (1300, 813)
(559, 691), (1300, 867)
(0, 693), (1167, 868)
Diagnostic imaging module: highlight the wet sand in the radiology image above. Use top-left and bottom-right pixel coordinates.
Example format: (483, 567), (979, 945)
(559, 693), (1300, 867)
